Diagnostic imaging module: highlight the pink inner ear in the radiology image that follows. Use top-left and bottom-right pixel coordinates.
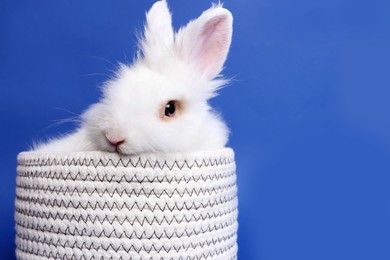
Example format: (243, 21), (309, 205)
(198, 15), (231, 79)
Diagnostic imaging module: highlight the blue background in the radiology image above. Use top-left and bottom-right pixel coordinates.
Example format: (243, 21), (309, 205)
(1, 0), (390, 259)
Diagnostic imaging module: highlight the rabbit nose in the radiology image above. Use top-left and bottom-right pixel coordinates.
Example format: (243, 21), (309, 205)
(105, 133), (126, 147)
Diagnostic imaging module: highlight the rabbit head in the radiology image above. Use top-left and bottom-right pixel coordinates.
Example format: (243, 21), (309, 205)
(83, 1), (233, 154)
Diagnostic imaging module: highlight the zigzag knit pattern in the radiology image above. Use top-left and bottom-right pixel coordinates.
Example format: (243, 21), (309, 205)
(15, 148), (238, 260)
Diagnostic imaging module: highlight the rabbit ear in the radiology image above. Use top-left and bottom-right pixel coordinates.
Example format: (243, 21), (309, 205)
(176, 5), (233, 80)
(141, 1), (174, 60)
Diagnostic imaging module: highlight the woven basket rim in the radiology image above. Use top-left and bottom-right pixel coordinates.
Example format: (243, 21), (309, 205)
(17, 147), (234, 169)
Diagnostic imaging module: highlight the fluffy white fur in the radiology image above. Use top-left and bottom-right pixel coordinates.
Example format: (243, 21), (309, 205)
(34, 0), (233, 154)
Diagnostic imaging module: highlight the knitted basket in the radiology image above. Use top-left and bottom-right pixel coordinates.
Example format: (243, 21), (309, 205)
(15, 148), (238, 260)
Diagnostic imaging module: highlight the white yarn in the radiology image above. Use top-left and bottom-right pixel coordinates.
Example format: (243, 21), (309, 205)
(15, 148), (238, 259)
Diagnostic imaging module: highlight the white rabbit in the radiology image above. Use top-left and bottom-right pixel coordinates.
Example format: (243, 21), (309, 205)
(34, 0), (233, 154)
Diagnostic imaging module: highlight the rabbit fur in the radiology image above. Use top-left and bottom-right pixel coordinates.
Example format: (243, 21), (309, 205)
(34, 1), (233, 154)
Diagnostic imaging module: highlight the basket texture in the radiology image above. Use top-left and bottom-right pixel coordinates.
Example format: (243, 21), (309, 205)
(15, 148), (238, 260)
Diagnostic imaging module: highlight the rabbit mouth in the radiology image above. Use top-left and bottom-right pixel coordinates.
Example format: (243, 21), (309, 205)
(107, 143), (125, 154)
(115, 145), (127, 154)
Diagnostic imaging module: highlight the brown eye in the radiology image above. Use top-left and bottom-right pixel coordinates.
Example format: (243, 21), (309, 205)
(164, 100), (176, 117)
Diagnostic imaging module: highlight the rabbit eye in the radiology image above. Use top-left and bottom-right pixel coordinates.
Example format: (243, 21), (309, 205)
(161, 100), (183, 120)
(164, 100), (176, 117)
